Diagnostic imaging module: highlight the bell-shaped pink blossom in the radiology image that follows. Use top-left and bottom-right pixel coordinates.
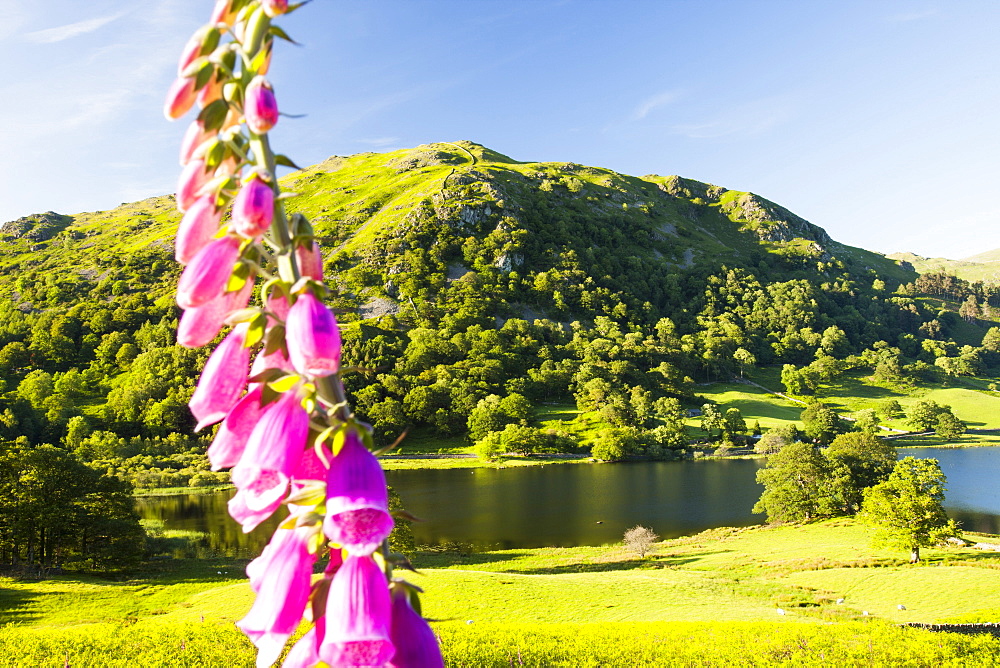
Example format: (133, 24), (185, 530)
(292, 443), (331, 483)
(245, 76), (279, 135)
(286, 292), (341, 377)
(320, 555), (395, 667)
(180, 119), (212, 165)
(295, 241), (324, 281)
(189, 323), (251, 431)
(231, 389), (309, 511)
(177, 278), (253, 348)
(237, 525), (318, 668)
(284, 625), (321, 668)
(323, 431), (394, 555)
(176, 235), (241, 309)
(164, 77), (197, 120)
(176, 158), (213, 212)
(208, 386), (265, 470)
(228, 487), (280, 533)
(175, 194), (223, 264)
(387, 587), (444, 668)
(232, 174), (274, 239)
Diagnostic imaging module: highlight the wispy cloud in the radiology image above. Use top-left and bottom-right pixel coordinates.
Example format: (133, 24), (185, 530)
(631, 90), (683, 121)
(886, 8), (937, 23)
(356, 137), (400, 147)
(671, 96), (797, 139)
(24, 11), (128, 44)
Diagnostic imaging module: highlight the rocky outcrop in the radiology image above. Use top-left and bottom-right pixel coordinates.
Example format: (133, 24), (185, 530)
(0, 212), (73, 242)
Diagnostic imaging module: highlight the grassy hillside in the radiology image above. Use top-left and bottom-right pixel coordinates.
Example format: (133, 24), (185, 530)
(889, 251), (1000, 283)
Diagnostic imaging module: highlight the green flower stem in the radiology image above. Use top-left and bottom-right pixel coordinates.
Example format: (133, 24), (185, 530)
(249, 132), (299, 285)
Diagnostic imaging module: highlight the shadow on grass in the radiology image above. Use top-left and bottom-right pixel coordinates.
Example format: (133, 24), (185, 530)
(505, 552), (730, 575)
(0, 584), (41, 625)
(412, 549), (732, 574)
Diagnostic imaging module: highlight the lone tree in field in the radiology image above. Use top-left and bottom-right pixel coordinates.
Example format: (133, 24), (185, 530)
(753, 440), (836, 523)
(624, 525), (659, 558)
(859, 456), (958, 563)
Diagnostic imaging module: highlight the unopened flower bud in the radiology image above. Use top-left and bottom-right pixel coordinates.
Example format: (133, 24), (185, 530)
(176, 235), (242, 309)
(262, 0), (289, 18)
(178, 25), (220, 75)
(245, 76), (279, 135)
(176, 194), (223, 264)
(210, 0), (237, 27)
(179, 119), (213, 166)
(164, 77), (197, 120)
(189, 322), (251, 431)
(176, 158), (213, 213)
(232, 173), (274, 239)
(197, 73), (225, 108)
(285, 292), (341, 377)
(296, 241), (324, 281)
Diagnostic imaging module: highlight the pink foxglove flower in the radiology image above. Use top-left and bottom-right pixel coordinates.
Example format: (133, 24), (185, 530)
(323, 431), (394, 555)
(189, 323), (251, 431)
(176, 235), (242, 309)
(285, 292), (341, 377)
(176, 157), (213, 212)
(175, 194), (223, 264)
(228, 487), (281, 533)
(387, 587), (444, 668)
(177, 278), (253, 348)
(179, 119), (212, 165)
(295, 241), (324, 281)
(164, 77), (197, 120)
(237, 525), (319, 668)
(231, 389), (309, 511)
(320, 555), (395, 667)
(284, 625), (321, 668)
(208, 386), (265, 470)
(245, 76), (279, 134)
(232, 173), (274, 239)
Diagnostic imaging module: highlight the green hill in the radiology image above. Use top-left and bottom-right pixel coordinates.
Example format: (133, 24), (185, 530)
(888, 250), (1000, 283)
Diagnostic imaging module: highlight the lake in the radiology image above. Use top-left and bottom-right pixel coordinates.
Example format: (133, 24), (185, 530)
(136, 446), (1000, 554)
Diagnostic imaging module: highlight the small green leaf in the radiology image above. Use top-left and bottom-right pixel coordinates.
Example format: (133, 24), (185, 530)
(268, 374), (302, 393)
(286, 481), (326, 506)
(224, 308), (261, 325)
(204, 139), (226, 169)
(247, 367), (285, 384)
(245, 313), (268, 348)
(263, 324), (286, 356)
(226, 261), (251, 292)
(200, 26), (221, 56)
(194, 61), (215, 90)
(198, 99), (229, 131)
(274, 154), (303, 170)
(268, 24), (299, 44)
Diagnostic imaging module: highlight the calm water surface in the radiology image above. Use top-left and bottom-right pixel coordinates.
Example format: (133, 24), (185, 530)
(137, 446), (1000, 554)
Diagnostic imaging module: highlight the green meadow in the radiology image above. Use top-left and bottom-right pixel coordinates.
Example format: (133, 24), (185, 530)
(4, 520), (1000, 665)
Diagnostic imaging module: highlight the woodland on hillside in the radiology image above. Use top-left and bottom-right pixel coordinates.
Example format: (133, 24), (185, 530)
(0, 147), (998, 567)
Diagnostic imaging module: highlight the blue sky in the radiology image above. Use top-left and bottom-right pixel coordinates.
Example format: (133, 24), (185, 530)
(4, 1), (999, 260)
